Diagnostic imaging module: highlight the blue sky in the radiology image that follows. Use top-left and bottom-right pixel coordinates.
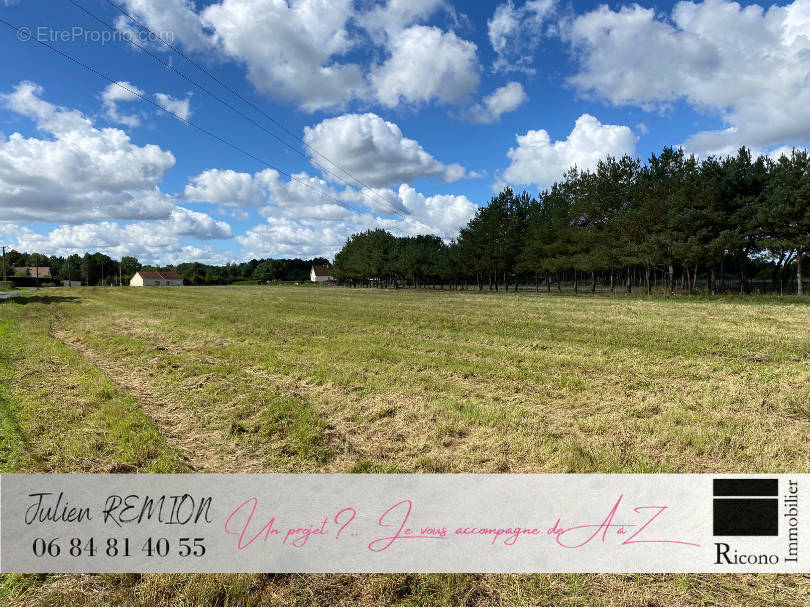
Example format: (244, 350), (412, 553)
(1, 0), (808, 264)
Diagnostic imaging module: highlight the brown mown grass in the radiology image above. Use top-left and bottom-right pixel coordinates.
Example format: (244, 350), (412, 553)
(1, 286), (808, 605)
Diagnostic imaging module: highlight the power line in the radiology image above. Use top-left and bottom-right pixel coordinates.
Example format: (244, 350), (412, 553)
(99, 0), (428, 227)
(0, 16), (372, 221)
(69, 0), (419, 226)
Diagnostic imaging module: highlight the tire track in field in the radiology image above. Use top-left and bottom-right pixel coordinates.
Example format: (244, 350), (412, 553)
(50, 327), (266, 473)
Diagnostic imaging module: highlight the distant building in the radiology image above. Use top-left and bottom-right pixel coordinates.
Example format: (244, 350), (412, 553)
(310, 265), (334, 283)
(14, 266), (51, 278)
(130, 270), (183, 287)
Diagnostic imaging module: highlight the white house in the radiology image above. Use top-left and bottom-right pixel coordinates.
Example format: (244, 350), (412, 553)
(310, 265), (334, 283)
(130, 270), (183, 287)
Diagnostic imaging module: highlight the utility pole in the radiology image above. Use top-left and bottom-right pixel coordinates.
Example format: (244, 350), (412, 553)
(34, 253), (39, 290)
(1, 245), (6, 282)
(119, 262), (122, 286)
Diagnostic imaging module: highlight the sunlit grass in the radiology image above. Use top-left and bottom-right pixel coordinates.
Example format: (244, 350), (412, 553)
(1, 286), (808, 605)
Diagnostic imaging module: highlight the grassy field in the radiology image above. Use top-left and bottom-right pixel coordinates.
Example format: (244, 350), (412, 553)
(0, 285), (808, 605)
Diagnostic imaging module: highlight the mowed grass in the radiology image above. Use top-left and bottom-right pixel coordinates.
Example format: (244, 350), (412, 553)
(0, 286), (808, 605)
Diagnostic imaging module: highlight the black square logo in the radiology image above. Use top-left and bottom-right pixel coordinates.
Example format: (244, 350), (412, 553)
(713, 478), (778, 536)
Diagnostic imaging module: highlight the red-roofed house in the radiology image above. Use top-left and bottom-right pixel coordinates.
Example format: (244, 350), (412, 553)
(130, 270), (183, 287)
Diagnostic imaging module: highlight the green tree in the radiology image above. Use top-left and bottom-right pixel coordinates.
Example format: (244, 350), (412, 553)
(761, 149), (810, 295)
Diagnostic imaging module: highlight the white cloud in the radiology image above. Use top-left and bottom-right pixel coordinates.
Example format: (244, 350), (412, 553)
(302, 112), (475, 188)
(462, 81), (527, 124)
(154, 92), (193, 121)
(5, 207), (232, 265)
(256, 170), (358, 220)
(237, 182), (478, 260)
(164, 206), (232, 239)
(201, 0), (366, 112)
(119, 0), (214, 53)
(563, 0), (810, 154)
(0, 81), (177, 223)
(393, 184), (478, 237)
(216, 206), (250, 220)
(237, 216), (353, 260)
(185, 167), (357, 219)
(4, 81), (88, 133)
(101, 82), (192, 126)
(500, 113), (638, 189)
(488, 0), (555, 73)
(119, 0), (485, 113)
(185, 168), (267, 206)
(767, 144), (809, 161)
(371, 25), (480, 107)
(359, 0), (447, 43)
(101, 81), (144, 127)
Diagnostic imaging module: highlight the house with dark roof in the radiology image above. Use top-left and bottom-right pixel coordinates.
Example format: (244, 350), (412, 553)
(310, 265), (334, 283)
(130, 270), (183, 287)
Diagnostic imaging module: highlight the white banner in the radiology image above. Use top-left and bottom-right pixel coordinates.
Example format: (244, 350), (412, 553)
(0, 474), (804, 573)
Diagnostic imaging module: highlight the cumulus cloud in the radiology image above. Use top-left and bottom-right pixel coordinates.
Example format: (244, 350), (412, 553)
(119, 0), (485, 113)
(303, 112), (475, 188)
(165, 206), (232, 239)
(359, 0), (448, 43)
(154, 92), (193, 121)
(255, 170), (360, 220)
(0, 81), (177, 223)
(500, 113), (638, 189)
(238, 182), (478, 259)
(371, 25), (480, 107)
(101, 82), (192, 126)
(101, 81), (144, 127)
(768, 144), (809, 161)
(185, 167), (357, 219)
(563, 0), (810, 154)
(5, 207), (232, 265)
(118, 0), (214, 53)
(393, 184), (478, 237)
(200, 0), (366, 112)
(237, 217), (354, 260)
(219, 164), (480, 259)
(488, 0), (555, 73)
(185, 168), (268, 206)
(462, 81), (527, 124)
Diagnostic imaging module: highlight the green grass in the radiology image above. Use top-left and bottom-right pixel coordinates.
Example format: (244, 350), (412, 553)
(0, 286), (808, 605)
(0, 298), (185, 474)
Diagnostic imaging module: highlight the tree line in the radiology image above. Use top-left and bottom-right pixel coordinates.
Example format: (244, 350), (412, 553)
(2, 250), (328, 286)
(333, 147), (810, 295)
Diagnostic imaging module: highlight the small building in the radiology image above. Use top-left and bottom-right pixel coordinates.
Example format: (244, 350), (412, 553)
(130, 270), (183, 287)
(14, 266), (51, 278)
(310, 265), (334, 283)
